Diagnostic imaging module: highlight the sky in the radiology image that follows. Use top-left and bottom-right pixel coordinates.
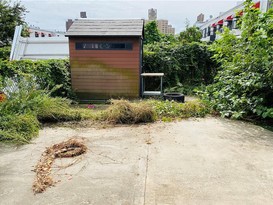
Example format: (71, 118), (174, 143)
(20, 0), (240, 33)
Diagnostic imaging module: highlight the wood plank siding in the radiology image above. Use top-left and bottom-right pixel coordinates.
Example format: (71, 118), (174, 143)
(69, 36), (142, 100)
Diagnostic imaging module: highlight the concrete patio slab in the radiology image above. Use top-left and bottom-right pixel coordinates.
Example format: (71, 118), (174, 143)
(0, 117), (273, 205)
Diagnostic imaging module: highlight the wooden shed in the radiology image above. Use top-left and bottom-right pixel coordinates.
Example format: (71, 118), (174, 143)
(65, 19), (144, 100)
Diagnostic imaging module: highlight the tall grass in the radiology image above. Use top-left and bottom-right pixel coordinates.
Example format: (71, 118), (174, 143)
(0, 77), (93, 144)
(0, 77), (211, 144)
(0, 114), (39, 144)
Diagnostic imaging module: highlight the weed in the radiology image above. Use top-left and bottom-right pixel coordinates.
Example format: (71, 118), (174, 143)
(147, 99), (210, 120)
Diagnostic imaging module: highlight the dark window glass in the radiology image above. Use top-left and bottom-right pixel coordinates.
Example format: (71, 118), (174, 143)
(75, 42), (133, 50)
(208, 27), (211, 36)
(227, 21), (233, 30)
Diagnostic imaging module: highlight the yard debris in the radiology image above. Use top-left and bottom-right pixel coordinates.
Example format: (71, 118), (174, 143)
(32, 138), (87, 194)
(102, 99), (156, 124)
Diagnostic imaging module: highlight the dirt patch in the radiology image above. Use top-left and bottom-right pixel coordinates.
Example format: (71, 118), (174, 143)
(32, 138), (87, 194)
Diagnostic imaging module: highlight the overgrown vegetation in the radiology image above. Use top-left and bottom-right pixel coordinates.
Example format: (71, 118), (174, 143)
(143, 42), (217, 91)
(0, 77), (93, 144)
(3, 0), (271, 146)
(0, 86), (210, 144)
(143, 21), (217, 94)
(178, 25), (202, 43)
(144, 21), (163, 45)
(0, 59), (75, 99)
(147, 99), (210, 121)
(202, 0), (273, 120)
(0, 113), (39, 144)
(0, 46), (10, 60)
(100, 99), (210, 124)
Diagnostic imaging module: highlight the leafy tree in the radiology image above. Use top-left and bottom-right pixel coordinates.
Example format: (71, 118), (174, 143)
(160, 34), (179, 44)
(0, 0), (28, 45)
(144, 21), (162, 44)
(202, 0), (273, 119)
(179, 26), (202, 43)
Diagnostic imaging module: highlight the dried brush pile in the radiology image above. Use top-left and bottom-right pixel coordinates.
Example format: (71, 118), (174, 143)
(32, 138), (87, 194)
(101, 99), (156, 124)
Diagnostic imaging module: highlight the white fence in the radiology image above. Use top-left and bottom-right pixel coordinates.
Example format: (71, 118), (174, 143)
(10, 26), (69, 60)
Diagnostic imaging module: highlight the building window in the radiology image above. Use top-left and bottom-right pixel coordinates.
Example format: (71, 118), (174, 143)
(232, 18), (238, 29)
(75, 42), (133, 50)
(213, 27), (217, 35)
(208, 27), (211, 36)
(217, 25), (223, 33)
(227, 21), (233, 30)
(203, 28), (207, 38)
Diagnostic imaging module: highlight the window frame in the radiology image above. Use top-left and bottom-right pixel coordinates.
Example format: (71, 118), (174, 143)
(75, 42), (133, 50)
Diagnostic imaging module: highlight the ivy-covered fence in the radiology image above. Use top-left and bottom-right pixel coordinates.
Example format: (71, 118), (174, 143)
(143, 42), (217, 89)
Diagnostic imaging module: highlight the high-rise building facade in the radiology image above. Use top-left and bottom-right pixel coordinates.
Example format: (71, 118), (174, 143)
(145, 8), (175, 35)
(157, 20), (168, 34)
(148, 8), (157, 20)
(167, 25), (175, 35)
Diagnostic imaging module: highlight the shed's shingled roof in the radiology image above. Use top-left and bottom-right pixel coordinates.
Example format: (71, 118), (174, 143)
(65, 19), (144, 36)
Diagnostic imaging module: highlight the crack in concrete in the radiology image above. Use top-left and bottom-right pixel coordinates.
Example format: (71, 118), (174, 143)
(143, 144), (150, 205)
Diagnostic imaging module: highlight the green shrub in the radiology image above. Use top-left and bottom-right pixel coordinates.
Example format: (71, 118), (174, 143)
(0, 59), (75, 99)
(101, 99), (156, 124)
(202, 0), (273, 119)
(35, 60), (74, 99)
(0, 46), (10, 60)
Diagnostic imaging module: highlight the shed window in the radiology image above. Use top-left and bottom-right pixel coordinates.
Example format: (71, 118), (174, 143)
(76, 42), (133, 50)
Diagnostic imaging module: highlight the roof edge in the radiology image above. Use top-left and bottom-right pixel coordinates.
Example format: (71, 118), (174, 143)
(65, 34), (143, 37)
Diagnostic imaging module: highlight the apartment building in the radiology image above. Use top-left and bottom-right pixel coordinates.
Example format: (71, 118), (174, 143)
(197, 0), (271, 41)
(145, 8), (175, 35)
(28, 26), (65, 38)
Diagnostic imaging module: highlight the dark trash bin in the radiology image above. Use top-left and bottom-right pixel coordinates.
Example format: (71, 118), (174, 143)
(163, 93), (185, 103)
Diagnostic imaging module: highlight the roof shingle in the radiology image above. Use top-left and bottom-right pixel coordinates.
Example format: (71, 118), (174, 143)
(65, 19), (144, 36)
